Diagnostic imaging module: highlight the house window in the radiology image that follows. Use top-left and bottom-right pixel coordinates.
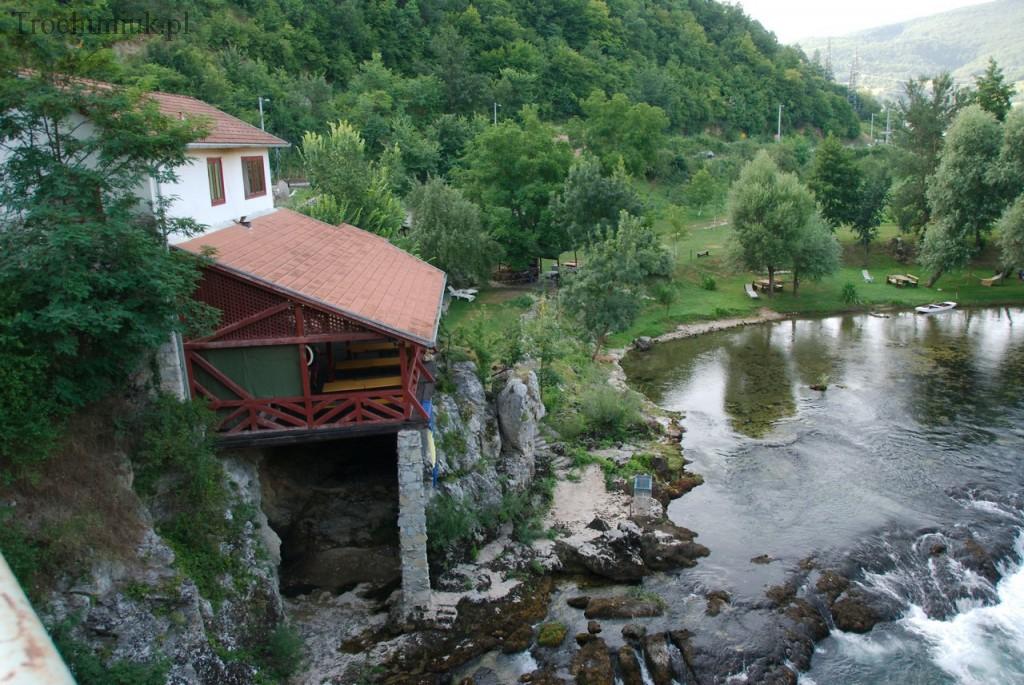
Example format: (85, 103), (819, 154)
(207, 157), (225, 206)
(242, 156), (267, 199)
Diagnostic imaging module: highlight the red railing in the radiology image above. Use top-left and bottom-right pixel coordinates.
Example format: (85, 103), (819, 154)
(201, 388), (411, 434)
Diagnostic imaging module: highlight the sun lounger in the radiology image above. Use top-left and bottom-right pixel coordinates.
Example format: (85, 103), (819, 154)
(447, 285), (476, 302)
(862, 269), (874, 283)
(980, 273), (1003, 287)
(745, 283), (759, 299)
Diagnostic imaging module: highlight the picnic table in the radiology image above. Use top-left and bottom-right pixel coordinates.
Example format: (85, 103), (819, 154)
(753, 278), (784, 293)
(886, 274), (919, 288)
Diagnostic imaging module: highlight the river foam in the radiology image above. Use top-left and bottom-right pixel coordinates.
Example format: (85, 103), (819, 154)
(903, 530), (1024, 685)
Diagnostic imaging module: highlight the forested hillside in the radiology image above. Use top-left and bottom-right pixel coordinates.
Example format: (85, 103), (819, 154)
(799, 0), (1024, 102)
(109, 0), (859, 149)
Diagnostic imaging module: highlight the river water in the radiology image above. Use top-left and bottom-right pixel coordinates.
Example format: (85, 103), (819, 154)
(621, 308), (1024, 684)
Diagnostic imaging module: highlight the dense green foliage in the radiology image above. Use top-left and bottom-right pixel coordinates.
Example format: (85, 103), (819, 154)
(299, 120), (405, 236)
(727, 151), (822, 292)
(106, 0), (859, 146)
(406, 178), (494, 286)
(809, 135), (861, 230)
(0, 63), (214, 477)
(456, 108), (573, 267)
(920, 106), (1004, 285)
(549, 154), (645, 255)
(133, 397), (251, 605)
(890, 73), (963, 235)
(970, 58), (1015, 121)
(560, 211), (672, 353)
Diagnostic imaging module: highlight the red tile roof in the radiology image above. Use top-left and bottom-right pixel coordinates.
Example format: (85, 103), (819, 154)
(175, 209), (446, 346)
(149, 92), (289, 148)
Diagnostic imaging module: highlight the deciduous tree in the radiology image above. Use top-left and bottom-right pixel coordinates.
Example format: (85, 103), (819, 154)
(456, 107), (572, 269)
(790, 216), (841, 296)
(808, 135), (861, 230)
(920, 105), (1003, 286)
(850, 158), (892, 264)
(405, 178), (494, 287)
(728, 152), (816, 295)
(996, 197), (1024, 271)
(299, 121), (404, 236)
(579, 91), (669, 177)
(548, 154), (644, 258)
(560, 212), (671, 356)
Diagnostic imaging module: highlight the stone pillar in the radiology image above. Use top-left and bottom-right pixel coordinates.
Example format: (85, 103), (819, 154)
(396, 429), (431, 619)
(156, 331), (189, 400)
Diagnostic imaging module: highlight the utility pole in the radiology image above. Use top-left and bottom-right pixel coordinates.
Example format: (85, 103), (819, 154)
(493, 102), (500, 125)
(258, 96), (269, 131)
(870, 112), (875, 142)
(777, 104), (782, 142)
(885, 107), (891, 145)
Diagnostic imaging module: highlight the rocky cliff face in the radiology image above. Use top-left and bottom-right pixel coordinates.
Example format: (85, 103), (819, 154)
(431, 361), (546, 510)
(43, 453), (284, 685)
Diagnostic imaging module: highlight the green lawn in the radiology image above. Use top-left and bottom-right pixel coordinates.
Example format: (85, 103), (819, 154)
(608, 220), (1024, 345)
(442, 209), (1024, 350)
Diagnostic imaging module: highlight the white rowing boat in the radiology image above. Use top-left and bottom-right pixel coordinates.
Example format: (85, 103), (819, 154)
(915, 301), (957, 315)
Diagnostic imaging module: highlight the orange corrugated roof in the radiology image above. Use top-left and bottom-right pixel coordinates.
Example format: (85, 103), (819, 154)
(175, 209), (446, 346)
(148, 92), (289, 148)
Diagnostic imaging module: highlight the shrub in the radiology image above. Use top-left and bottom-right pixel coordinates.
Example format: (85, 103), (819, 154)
(52, 620), (168, 685)
(426, 494), (480, 555)
(700, 274), (717, 291)
(131, 396), (249, 604)
(258, 624), (305, 682)
(841, 283), (861, 305)
(0, 508), (44, 593)
(578, 384), (646, 440)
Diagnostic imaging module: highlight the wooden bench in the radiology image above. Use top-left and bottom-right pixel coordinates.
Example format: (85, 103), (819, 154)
(323, 375), (402, 392)
(981, 273), (1004, 287)
(696, 250), (710, 258)
(335, 357), (400, 371)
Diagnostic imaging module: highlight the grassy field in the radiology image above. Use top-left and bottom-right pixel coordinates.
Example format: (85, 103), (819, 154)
(443, 211), (1024, 347)
(605, 218), (1024, 345)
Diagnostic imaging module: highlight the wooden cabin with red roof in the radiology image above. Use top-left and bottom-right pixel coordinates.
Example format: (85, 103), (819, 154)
(175, 208), (446, 445)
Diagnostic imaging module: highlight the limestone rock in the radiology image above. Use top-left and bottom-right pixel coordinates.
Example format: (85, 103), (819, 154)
(617, 645), (644, 685)
(570, 637), (614, 685)
(496, 368), (545, 491)
(584, 596), (663, 620)
(831, 592), (881, 633)
(642, 633), (674, 685)
(556, 519), (709, 581)
(634, 336), (654, 352)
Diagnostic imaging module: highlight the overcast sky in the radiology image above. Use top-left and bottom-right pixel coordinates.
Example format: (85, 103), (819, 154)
(735, 0), (995, 43)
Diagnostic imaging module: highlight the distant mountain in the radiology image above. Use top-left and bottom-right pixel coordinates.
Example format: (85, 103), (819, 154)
(797, 0), (1024, 103)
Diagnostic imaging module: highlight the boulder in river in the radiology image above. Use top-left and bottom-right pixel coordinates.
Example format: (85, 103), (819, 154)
(617, 645), (644, 685)
(831, 591), (881, 633)
(642, 633), (675, 685)
(584, 595), (664, 620)
(570, 636), (614, 685)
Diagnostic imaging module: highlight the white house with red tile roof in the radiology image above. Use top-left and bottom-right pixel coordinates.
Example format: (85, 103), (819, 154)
(143, 91), (290, 243)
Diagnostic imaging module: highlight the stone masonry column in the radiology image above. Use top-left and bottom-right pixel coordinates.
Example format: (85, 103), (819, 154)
(396, 429), (432, 619)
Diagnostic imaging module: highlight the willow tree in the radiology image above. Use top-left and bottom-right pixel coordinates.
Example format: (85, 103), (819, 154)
(728, 151), (816, 295)
(920, 106), (1003, 286)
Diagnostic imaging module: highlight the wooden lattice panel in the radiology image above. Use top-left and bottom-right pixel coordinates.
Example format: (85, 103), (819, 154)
(191, 267), (374, 342)
(193, 269), (285, 332)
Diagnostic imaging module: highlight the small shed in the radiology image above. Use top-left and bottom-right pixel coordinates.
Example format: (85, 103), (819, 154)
(174, 208), (446, 444)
